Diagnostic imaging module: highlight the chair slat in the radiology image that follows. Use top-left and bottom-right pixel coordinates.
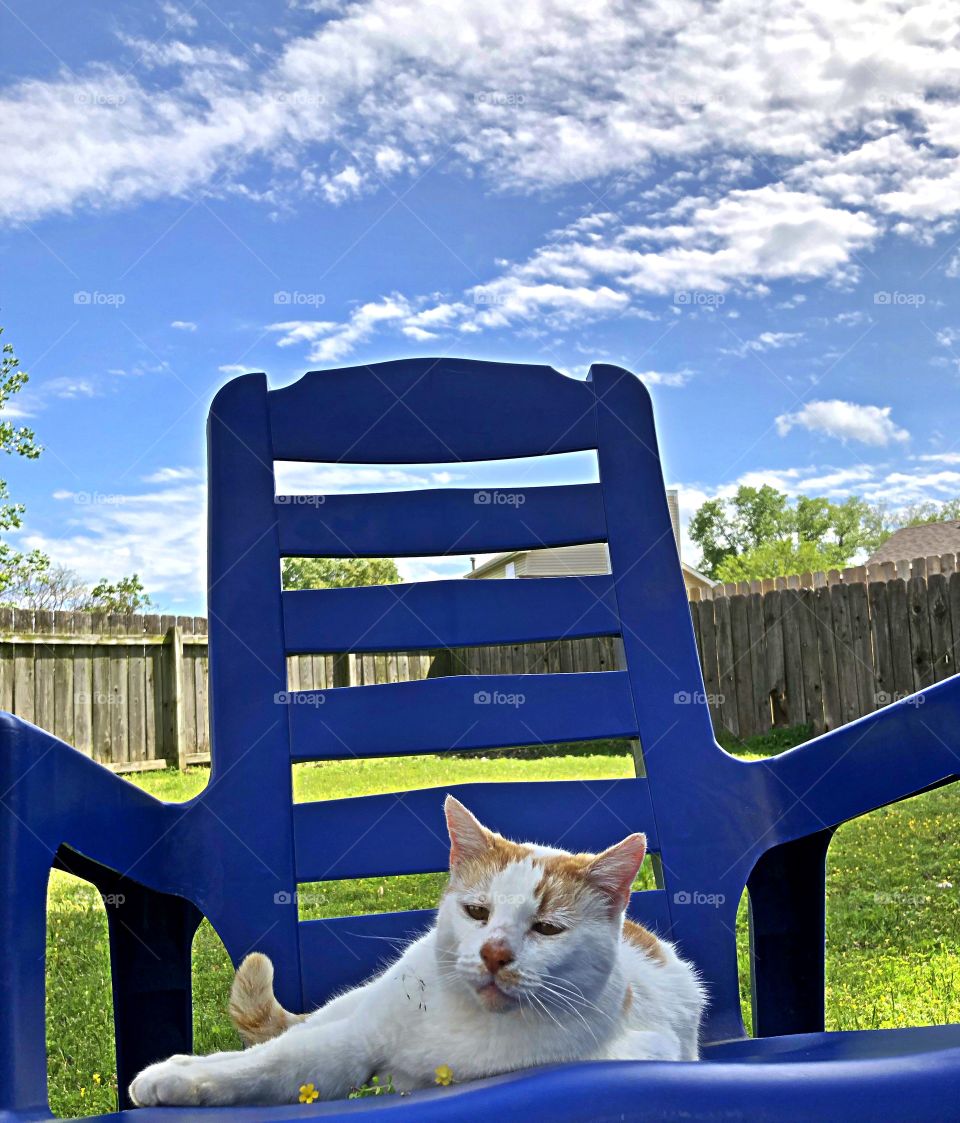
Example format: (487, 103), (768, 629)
(292, 778), (656, 882)
(298, 890), (670, 1009)
(287, 672), (638, 760)
(275, 484), (606, 559)
(269, 357), (597, 464)
(282, 575), (618, 654)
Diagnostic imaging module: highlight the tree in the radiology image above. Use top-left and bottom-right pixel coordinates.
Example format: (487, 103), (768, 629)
(0, 328), (41, 537)
(688, 485), (790, 575)
(715, 539), (848, 583)
(899, 498), (960, 526)
(690, 487), (893, 580)
(88, 574), (153, 614)
(282, 557), (401, 590)
(0, 550), (89, 610)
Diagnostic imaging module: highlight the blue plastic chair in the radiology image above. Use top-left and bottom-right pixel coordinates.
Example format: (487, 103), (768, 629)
(2, 359), (959, 1122)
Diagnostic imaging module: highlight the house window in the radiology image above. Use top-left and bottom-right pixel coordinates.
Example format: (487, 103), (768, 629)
(504, 561), (517, 578)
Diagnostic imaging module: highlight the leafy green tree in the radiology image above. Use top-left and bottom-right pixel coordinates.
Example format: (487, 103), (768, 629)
(282, 557), (401, 590)
(690, 487), (895, 580)
(88, 573), (153, 614)
(688, 485), (791, 575)
(715, 539), (848, 583)
(899, 498), (960, 526)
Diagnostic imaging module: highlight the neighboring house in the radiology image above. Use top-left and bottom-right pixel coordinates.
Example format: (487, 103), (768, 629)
(866, 521), (960, 566)
(465, 489), (716, 597)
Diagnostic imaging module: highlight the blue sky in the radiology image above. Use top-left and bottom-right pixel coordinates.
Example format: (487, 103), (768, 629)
(2, 0), (960, 614)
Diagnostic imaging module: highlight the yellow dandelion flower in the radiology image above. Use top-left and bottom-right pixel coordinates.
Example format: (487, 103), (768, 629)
(434, 1064), (454, 1086)
(93, 1073), (102, 1085)
(299, 1082), (319, 1104)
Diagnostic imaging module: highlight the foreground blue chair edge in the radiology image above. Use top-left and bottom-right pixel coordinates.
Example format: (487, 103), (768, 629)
(0, 357), (958, 1123)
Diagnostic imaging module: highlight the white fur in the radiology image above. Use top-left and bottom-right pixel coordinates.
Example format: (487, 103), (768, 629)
(130, 809), (705, 1107)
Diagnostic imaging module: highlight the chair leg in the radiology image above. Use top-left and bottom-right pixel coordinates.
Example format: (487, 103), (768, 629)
(55, 847), (203, 1110)
(747, 829), (833, 1038)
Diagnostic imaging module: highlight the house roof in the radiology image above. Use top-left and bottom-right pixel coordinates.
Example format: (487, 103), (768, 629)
(465, 546), (716, 586)
(866, 520), (960, 565)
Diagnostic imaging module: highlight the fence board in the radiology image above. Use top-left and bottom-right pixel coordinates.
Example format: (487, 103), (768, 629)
(762, 591), (787, 727)
(747, 593), (771, 737)
(830, 583), (860, 725)
(797, 588), (824, 733)
(813, 586), (841, 732)
(849, 582), (876, 716)
(714, 595), (738, 740)
(907, 574), (935, 691)
(780, 589), (804, 728)
(729, 595), (755, 740)
(868, 581), (895, 709)
(927, 572), (954, 683)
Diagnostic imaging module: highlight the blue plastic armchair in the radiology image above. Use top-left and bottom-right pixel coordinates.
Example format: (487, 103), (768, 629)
(2, 358), (959, 1122)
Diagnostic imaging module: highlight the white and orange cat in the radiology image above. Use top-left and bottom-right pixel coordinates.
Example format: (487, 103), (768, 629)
(130, 797), (705, 1107)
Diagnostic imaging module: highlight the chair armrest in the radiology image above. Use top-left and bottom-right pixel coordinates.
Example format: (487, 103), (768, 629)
(764, 676), (960, 844)
(0, 713), (200, 1118)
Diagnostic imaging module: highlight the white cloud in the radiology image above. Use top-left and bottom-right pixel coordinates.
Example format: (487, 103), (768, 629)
(917, 452), (960, 465)
(776, 400), (910, 446)
(637, 369), (693, 388)
(218, 363), (250, 374)
(3, 0), (960, 254)
(141, 466), (200, 483)
(723, 330), (805, 357)
(27, 483), (207, 605)
(170, 320), (197, 331)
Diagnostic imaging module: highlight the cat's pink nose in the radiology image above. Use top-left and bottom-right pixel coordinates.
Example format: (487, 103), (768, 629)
(480, 940), (515, 974)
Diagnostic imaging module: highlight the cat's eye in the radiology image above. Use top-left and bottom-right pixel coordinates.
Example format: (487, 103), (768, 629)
(531, 920), (566, 936)
(464, 903), (489, 922)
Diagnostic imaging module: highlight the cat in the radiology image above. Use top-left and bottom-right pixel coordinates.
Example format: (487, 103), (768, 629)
(130, 795), (705, 1107)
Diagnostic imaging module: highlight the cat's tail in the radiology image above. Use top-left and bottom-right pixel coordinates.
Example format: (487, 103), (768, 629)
(229, 952), (307, 1046)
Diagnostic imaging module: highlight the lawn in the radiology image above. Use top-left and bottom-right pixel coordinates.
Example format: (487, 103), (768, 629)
(45, 732), (959, 1118)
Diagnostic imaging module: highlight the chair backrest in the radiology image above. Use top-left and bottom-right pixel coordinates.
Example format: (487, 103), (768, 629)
(205, 358), (732, 1035)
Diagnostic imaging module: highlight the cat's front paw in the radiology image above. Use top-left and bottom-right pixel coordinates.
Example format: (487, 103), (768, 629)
(129, 1057), (212, 1107)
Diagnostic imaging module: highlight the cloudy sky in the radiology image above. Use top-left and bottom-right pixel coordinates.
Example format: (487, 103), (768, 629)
(3, 0), (960, 612)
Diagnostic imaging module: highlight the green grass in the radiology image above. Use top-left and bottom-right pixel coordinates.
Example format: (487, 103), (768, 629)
(45, 733), (960, 1118)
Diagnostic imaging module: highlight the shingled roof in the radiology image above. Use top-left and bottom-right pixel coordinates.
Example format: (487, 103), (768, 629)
(866, 520), (960, 565)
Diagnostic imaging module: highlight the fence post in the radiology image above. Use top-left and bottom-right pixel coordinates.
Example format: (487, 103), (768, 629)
(162, 626), (186, 770)
(331, 653), (356, 689)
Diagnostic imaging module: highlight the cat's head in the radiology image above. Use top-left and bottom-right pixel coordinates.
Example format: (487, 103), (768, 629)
(435, 795), (646, 1015)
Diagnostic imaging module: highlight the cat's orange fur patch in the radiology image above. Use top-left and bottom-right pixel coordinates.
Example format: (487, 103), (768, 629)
(622, 919), (666, 965)
(622, 984), (633, 1015)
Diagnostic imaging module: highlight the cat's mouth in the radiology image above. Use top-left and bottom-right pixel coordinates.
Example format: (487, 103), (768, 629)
(475, 978), (519, 1011)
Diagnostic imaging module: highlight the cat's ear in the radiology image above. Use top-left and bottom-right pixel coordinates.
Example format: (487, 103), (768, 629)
(444, 796), (493, 868)
(586, 833), (647, 914)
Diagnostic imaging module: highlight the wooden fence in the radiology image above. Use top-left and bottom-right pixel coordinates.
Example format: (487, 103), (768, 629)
(690, 563), (960, 741)
(693, 552), (958, 600)
(1, 559), (958, 767)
